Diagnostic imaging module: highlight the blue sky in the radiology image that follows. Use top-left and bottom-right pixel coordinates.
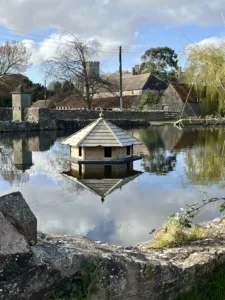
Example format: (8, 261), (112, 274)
(0, 0), (224, 84)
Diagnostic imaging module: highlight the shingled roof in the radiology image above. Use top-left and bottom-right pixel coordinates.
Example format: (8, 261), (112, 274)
(98, 73), (166, 93)
(61, 114), (141, 147)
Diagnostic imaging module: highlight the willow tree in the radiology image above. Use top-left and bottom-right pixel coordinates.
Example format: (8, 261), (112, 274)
(185, 43), (225, 115)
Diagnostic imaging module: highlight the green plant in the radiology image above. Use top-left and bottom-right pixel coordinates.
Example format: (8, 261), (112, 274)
(137, 90), (160, 110)
(175, 267), (225, 300)
(144, 196), (225, 249)
(45, 257), (101, 300)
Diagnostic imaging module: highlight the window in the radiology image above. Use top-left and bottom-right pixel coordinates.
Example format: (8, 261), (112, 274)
(127, 146), (131, 156)
(79, 147), (82, 157)
(104, 147), (112, 158)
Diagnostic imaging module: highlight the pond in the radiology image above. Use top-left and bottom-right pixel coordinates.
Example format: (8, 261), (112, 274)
(0, 126), (225, 247)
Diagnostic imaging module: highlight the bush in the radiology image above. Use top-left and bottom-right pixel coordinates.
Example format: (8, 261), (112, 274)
(137, 90), (160, 110)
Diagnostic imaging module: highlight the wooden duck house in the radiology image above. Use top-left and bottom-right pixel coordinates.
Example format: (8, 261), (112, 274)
(62, 113), (142, 164)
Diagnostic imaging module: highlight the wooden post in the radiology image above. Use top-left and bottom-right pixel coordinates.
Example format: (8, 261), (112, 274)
(44, 79), (47, 108)
(119, 46), (123, 111)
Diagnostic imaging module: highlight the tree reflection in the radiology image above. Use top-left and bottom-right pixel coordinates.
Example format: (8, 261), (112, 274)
(0, 147), (30, 186)
(141, 149), (177, 175)
(131, 127), (177, 175)
(184, 128), (225, 187)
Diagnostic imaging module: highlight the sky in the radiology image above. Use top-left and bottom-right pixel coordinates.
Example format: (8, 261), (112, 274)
(0, 0), (225, 84)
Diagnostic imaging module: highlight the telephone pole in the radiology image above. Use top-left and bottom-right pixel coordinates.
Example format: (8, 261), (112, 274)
(119, 46), (123, 111)
(44, 79), (47, 108)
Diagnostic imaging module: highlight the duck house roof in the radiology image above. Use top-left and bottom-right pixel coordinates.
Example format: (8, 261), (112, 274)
(61, 114), (142, 147)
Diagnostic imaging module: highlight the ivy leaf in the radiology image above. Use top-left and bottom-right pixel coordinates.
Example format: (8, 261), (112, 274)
(220, 203), (225, 212)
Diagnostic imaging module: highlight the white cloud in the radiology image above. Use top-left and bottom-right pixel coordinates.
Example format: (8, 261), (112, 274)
(0, 0), (224, 65)
(191, 36), (225, 47)
(0, 0), (224, 48)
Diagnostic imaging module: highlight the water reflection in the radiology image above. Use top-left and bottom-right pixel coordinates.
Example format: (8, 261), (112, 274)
(13, 140), (33, 172)
(63, 163), (143, 202)
(131, 127), (177, 175)
(0, 127), (225, 246)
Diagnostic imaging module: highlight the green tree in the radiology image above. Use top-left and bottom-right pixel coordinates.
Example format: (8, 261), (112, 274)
(137, 90), (160, 110)
(30, 83), (46, 103)
(185, 43), (225, 115)
(140, 47), (178, 83)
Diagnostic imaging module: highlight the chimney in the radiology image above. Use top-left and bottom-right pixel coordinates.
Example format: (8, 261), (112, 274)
(135, 64), (140, 75)
(132, 65), (140, 76)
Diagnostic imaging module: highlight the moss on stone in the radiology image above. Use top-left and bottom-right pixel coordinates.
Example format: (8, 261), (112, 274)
(144, 222), (207, 249)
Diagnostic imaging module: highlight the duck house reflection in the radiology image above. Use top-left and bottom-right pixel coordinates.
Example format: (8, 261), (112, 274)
(63, 162), (143, 202)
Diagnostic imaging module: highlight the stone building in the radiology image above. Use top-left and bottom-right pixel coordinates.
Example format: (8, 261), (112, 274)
(11, 85), (31, 121)
(61, 113), (142, 163)
(94, 70), (167, 99)
(161, 83), (201, 117)
(175, 67), (187, 84)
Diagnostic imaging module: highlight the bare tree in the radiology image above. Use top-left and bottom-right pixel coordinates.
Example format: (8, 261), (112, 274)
(42, 33), (114, 109)
(0, 41), (31, 77)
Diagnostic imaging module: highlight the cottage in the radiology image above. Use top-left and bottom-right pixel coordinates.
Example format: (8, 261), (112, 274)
(161, 83), (201, 117)
(61, 113), (142, 163)
(94, 71), (167, 99)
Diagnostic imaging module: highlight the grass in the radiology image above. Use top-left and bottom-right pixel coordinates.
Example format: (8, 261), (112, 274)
(175, 268), (225, 300)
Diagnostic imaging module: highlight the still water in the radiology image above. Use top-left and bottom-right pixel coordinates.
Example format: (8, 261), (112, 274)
(0, 126), (225, 246)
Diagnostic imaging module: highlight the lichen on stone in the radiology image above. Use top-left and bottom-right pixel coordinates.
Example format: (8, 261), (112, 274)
(143, 220), (207, 249)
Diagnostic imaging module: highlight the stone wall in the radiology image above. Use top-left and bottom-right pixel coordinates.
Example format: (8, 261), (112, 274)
(50, 108), (179, 121)
(0, 108), (180, 132)
(0, 121), (40, 132)
(0, 108), (12, 121)
(25, 107), (179, 124)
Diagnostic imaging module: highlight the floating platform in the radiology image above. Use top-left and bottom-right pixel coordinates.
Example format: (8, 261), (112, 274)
(174, 118), (225, 128)
(150, 121), (175, 126)
(63, 155), (142, 165)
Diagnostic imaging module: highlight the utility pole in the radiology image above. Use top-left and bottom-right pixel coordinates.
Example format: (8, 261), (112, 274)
(119, 46), (123, 111)
(44, 79), (47, 108)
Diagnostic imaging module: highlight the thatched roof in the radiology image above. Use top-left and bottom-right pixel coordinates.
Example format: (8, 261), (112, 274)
(62, 115), (142, 147)
(171, 83), (199, 103)
(57, 95), (140, 109)
(32, 100), (56, 109)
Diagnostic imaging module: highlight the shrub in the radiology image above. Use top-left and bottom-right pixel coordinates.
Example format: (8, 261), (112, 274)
(137, 90), (160, 110)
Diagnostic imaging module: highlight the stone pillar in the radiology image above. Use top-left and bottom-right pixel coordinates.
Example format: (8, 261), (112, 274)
(11, 85), (31, 122)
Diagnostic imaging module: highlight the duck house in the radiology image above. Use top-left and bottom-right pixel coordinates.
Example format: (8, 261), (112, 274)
(61, 113), (142, 164)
